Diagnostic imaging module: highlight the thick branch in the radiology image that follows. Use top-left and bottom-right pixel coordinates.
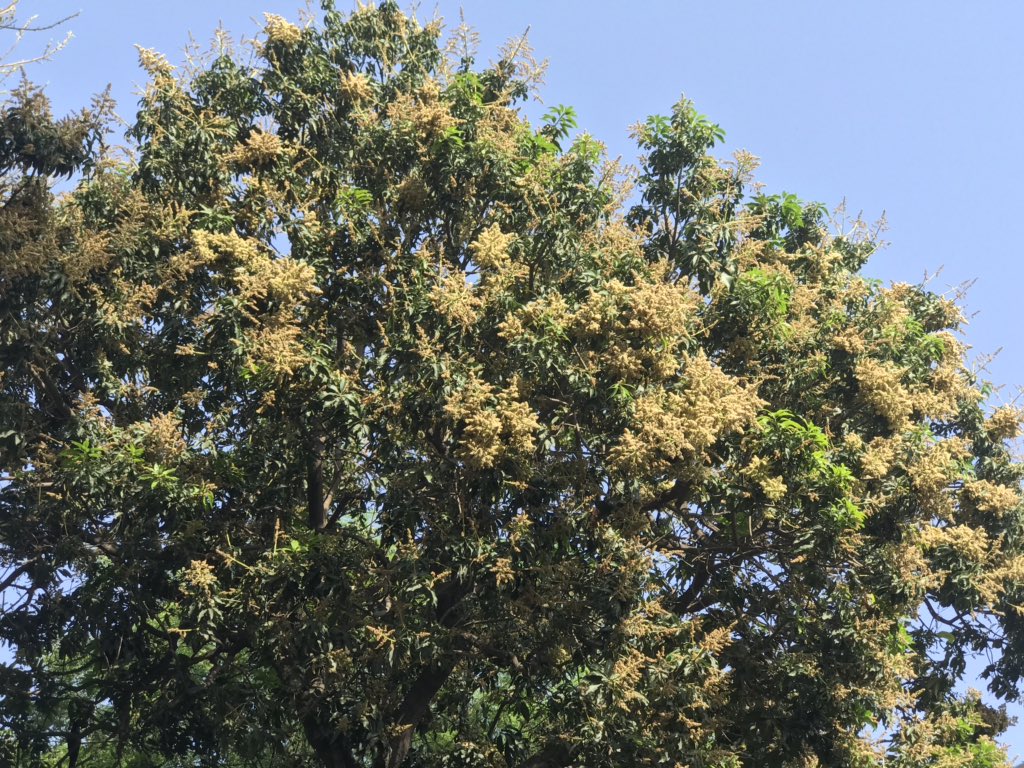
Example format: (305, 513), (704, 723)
(519, 738), (578, 768)
(669, 541), (767, 616)
(303, 714), (359, 768)
(306, 433), (327, 530)
(0, 560), (33, 592)
(377, 657), (459, 768)
(596, 478), (693, 521)
(29, 363), (72, 422)
(375, 577), (470, 767)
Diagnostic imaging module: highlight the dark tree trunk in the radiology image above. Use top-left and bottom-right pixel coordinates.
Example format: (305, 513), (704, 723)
(303, 714), (358, 768)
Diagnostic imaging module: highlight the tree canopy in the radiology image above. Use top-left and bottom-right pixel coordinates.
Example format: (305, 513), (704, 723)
(2, 3), (1024, 767)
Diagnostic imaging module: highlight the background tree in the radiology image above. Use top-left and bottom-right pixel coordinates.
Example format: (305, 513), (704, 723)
(0, 1), (77, 86)
(3, 3), (1024, 767)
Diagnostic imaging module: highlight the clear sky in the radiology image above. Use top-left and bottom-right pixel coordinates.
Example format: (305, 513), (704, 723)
(11, 0), (1024, 759)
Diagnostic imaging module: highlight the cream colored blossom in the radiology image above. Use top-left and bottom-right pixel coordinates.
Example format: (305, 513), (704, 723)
(444, 376), (540, 471)
(136, 46), (174, 77)
(386, 79), (457, 146)
(98, 272), (157, 329)
(234, 252), (319, 310)
(909, 438), (966, 520)
(339, 70), (375, 102)
(247, 321), (310, 377)
(136, 411), (186, 462)
(491, 557), (515, 588)
(179, 560), (217, 597)
(611, 646), (649, 691)
(430, 270), (480, 328)
(855, 358), (912, 430)
(611, 352), (762, 476)
(743, 456), (787, 501)
(471, 224), (516, 270)
(264, 13), (302, 46)
(834, 332), (866, 356)
(227, 131), (284, 167)
(964, 479), (1020, 516)
(570, 265), (698, 382)
(174, 232), (319, 310)
(861, 436), (897, 480)
(171, 232), (318, 377)
(985, 405), (1023, 442)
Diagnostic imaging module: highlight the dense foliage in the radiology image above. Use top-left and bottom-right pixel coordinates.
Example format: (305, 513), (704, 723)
(3, 3), (1024, 767)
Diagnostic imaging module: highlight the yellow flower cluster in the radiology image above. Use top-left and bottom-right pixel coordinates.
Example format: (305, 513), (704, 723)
(917, 522), (1024, 608)
(430, 270), (480, 328)
(918, 523), (990, 564)
(475, 104), (525, 160)
(611, 352), (762, 476)
(491, 557), (515, 588)
(909, 438), (966, 521)
(471, 224), (517, 271)
(263, 13), (303, 46)
(855, 358), (913, 431)
(179, 559), (217, 597)
(742, 456), (788, 501)
(136, 411), (186, 463)
(98, 271), (157, 329)
(226, 131), (285, 168)
(386, 79), (458, 149)
(571, 266), (698, 381)
(235, 249), (319, 310)
(444, 376), (540, 471)
(498, 293), (570, 350)
(610, 646), (651, 708)
(55, 201), (117, 283)
(136, 46), (174, 77)
(963, 479), (1020, 516)
(248, 321), (310, 378)
(985, 405), (1023, 441)
(860, 436), (897, 480)
(170, 232), (320, 377)
(339, 70), (375, 103)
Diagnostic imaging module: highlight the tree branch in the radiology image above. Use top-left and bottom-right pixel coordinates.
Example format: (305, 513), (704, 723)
(518, 737), (578, 768)
(306, 432), (327, 530)
(303, 714), (359, 768)
(377, 657), (459, 768)
(29, 362), (72, 422)
(0, 560), (33, 592)
(374, 577), (471, 767)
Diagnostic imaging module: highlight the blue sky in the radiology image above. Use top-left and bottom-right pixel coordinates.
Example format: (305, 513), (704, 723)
(12, 0), (1024, 759)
